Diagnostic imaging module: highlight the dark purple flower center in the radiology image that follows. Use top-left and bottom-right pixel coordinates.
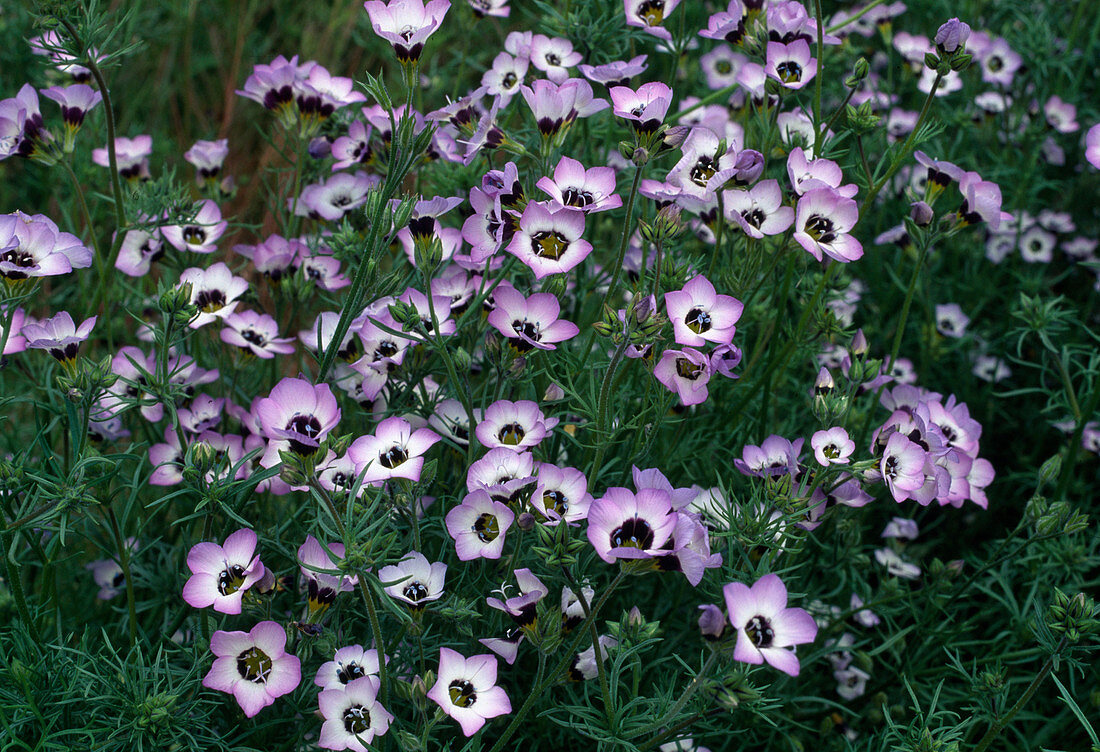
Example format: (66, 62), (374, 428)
(337, 661), (366, 684)
(217, 564), (247, 596)
(241, 328), (267, 346)
(497, 422), (526, 445)
(403, 580), (429, 602)
(195, 289), (227, 312)
(286, 414), (323, 454)
(532, 230), (568, 260)
(610, 517), (654, 550)
(745, 615), (774, 647)
(1, 248), (34, 271)
(379, 444), (409, 469)
(183, 226), (207, 246)
(675, 357), (704, 380)
(236, 646), (272, 683)
(804, 215), (837, 243)
(502, 72), (518, 89)
(690, 156), (717, 186)
(545, 53), (561, 66)
(473, 513), (500, 542)
(637, 0), (666, 26)
(883, 455), (899, 478)
(343, 705), (371, 734)
(987, 55), (1003, 72)
(543, 489), (569, 515)
(742, 208), (766, 228)
(449, 679), (477, 707)
(776, 61), (803, 83)
(685, 308), (712, 334)
(562, 187), (594, 208)
(715, 59), (733, 75)
(511, 319), (541, 352)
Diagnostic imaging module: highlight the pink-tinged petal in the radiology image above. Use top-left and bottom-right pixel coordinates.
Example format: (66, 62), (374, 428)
(475, 683), (511, 718)
(264, 654), (302, 697)
(723, 581), (756, 626)
(202, 656), (241, 693)
(732, 628), (763, 665)
(211, 589), (246, 615)
(221, 528), (258, 564)
(759, 646), (801, 676)
(464, 653), (499, 690)
(187, 541), (227, 574)
(233, 679), (273, 717)
(452, 707), (488, 736)
(772, 607), (818, 647)
(209, 629), (253, 657)
(250, 621), (288, 658)
(750, 573), (788, 616)
(182, 573), (219, 610)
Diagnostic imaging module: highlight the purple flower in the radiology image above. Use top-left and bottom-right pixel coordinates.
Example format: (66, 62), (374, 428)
(468, 0), (510, 18)
(486, 285), (579, 351)
(698, 603), (727, 640)
(520, 78), (606, 139)
(765, 40), (817, 89)
(810, 427), (854, 466)
(793, 188), (863, 263)
(314, 645), (385, 690)
(664, 274), (743, 348)
(587, 487), (677, 563)
(1086, 123), (1100, 170)
(162, 200), (228, 254)
(184, 138), (230, 183)
(666, 127), (736, 199)
(427, 648), (511, 736)
(880, 432), (927, 502)
(179, 262), (249, 328)
(723, 573), (818, 676)
(725, 179), (794, 238)
(92, 135), (152, 180)
(536, 156), (622, 213)
(298, 536), (358, 617)
(41, 84), (101, 150)
(348, 416), (441, 484)
(530, 34), (582, 84)
(734, 435), (803, 477)
(220, 310), (296, 358)
(530, 463), (593, 525)
(481, 52), (528, 103)
(653, 347), (712, 406)
(318, 676), (393, 750)
(610, 82), (674, 134)
(297, 172), (377, 221)
(506, 201), (593, 279)
(203, 621), (301, 717)
(182, 528), (265, 614)
(0, 211), (92, 280)
(700, 2), (748, 45)
(255, 377), (341, 456)
(445, 489), (515, 560)
(956, 172), (1010, 231)
(977, 37), (1022, 87)
(934, 18), (970, 53)
(624, 0), (683, 41)
(22, 311), (96, 363)
(578, 55), (648, 88)
(0, 84), (50, 161)
(363, 0), (451, 63)
(934, 303), (970, 338)
(486, 568), (548, 631)
(378, 550), (447, 608)
(476, 399), (558, 450)
(114, 228), (164, 277)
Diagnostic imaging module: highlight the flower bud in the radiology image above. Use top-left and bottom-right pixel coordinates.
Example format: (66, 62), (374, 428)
(845, 57), (870, 88)
(934, 18), (971, 54)
(731, 149), (765, 186)
(910, 201), (934, 227)
(631, 146), (650, 166)
(661, 125), (691, 149)
(543, 382), (566, 401)
(697, 604), (726, 640)
(1037, 453), (1062, 487)
(851, 329), (869, 356)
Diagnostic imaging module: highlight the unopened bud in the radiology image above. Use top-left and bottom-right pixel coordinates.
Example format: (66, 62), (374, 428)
(1038, 454), (1062, 487)
(814, 366), (835, 395)
(851, 328), (869, 356)
(661, 125), (691, 149)
(934, 18), (971, 54)
(697, 604), (726, 640)
(732, 149), (765, 186)
(845, 57), (870, 88)
(910, 201), (934, 227)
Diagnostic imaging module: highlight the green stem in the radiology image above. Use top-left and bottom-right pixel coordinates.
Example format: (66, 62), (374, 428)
(602, 166), (644, 304)
(629, 649), (719, 739)
(565, 567), (614, 728)
(861, 72), (942, 210)
(59, 18), (126, 232)
(824, 0), (888, 34)
(972, 637), (1068, 752)
(812, 0), (826, 146)
(706, 194), (724, 279)
(424, 272), (479, 465)
(1, 492), (40, 643)
(106, 506), (138, 648)
(486, 570), (626, 752)
(588, 339), (630, 479)
(1054, 374), (1100, 500)
(887, 242), (931, 370)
